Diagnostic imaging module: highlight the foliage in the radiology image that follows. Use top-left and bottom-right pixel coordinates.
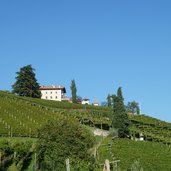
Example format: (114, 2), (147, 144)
(97, 138), (171, 171)
(0, 91), (111, 137)
(112, 87), (130, 138)
(108, 128), (118, 138)
(70, 79), (77, 103)
(1, 91), (110, 111)
(131, 160), (143, 171)
(12, 65), (41, 98)
(129, 114), (171, 144)
(127, 101), (140, 114)
(107, 94), (112, 107)
(36, 118), (95, 170)
(0, 139), (34, 171)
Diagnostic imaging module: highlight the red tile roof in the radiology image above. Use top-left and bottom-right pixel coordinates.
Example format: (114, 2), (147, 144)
(39, 85), (66, 93)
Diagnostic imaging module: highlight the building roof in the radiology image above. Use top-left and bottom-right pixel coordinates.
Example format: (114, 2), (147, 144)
(82, 98), (90, 101)
(39, 85), (66, 93)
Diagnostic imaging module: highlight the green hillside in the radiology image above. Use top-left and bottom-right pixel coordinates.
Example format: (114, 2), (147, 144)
(129, 114), (171, 144)
(0, 91), (111, 137)
(97, 137), (171, 171)
(0, 91), (171, 170)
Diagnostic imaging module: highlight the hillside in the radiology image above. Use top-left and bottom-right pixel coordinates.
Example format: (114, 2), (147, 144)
(129, 114), (171, 144)
(97, 137), (171, 171)
(1, 91), (171, 144)
(1, 91), (171, 170)
(0, 91), (111, 137)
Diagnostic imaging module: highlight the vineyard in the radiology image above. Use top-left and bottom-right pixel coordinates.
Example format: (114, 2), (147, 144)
(129, 114), (171, 145)
(1, 91), (171, 170)
(1, 91), (171, 144)
(97, 137), (171, 171)
(0, 91), (111, 137)
(0, 138), (36, 171)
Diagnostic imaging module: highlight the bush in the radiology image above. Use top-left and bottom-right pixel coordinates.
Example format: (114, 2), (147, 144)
(36, 117), (95, 170)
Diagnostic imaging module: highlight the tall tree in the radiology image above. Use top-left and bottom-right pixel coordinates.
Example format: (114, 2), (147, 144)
(70, 79), (77, 103)
(12, 65), (41, 98)
(112, 87), (130, 138)
(107, 94), (112, 107)
(127, 101), (140, 114)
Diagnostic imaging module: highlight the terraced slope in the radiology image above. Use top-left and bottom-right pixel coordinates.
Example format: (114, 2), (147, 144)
(129, 114), (171, 144)
(97, 137), (171, 171)
(0, 91), (111, 137)
(1, 91), (171, 144)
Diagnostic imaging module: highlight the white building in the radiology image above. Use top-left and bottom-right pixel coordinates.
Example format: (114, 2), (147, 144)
(40, 85), (66, 101)
(82, 98), (90, 105)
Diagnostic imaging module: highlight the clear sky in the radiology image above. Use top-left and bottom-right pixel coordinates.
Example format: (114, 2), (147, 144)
(1, 0), (171, 122)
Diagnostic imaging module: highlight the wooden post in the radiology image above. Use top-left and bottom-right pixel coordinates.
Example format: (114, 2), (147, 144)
(0, 152), (1, 166)
(34, 153), (37, 171)
(103, 159), (110, 171)
(66, 158), (70, 171)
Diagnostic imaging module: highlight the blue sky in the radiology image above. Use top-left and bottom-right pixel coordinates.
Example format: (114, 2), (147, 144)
(1, 0), (171, 122)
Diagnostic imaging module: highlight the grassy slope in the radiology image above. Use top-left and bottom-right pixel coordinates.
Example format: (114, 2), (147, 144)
(129, 114), (171, 144)
(1, 91), (171, 144)
(0, 91), (111, 137)
(1, 92), (171, 170)
(98, 137), (171, 171)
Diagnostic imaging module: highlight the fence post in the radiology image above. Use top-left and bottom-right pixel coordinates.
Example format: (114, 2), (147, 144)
(34, 153), (37, 171)
(66, 158), (70, 171)
(103, 159), (110, 171)
(0, 152), (1, 166)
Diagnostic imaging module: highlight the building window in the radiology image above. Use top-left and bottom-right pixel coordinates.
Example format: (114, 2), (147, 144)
(51, 92), (52, 94)
(50, 96), (52, 99)
(46, 92), (47, 94)
(56, 96), (58, 99)
(56, 92), (57, 94)
(46, 96), (48, 99)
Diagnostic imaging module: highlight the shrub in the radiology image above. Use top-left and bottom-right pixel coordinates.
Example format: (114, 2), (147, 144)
(36, 117), (95, 170)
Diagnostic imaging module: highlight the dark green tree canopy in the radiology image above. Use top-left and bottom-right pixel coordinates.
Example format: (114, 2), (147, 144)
(127, 101), (140, 114)
(107, 94), (112, 107)
(112, 87), (130, 138)
(70, 79), (77, 103)
(12, 65), (41, 98)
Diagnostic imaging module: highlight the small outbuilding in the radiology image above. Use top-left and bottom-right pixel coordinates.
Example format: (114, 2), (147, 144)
(81, 98), (90, 105)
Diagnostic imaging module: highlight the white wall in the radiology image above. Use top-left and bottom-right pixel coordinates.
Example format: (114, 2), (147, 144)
(41, 89), (63, 101)
(82, 100), (90, 105)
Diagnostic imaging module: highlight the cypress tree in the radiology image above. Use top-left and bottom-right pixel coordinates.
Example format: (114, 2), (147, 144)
(107, 94), (112, 107)
(12, 65), (41, 98)
(70, 79), (77, 103)
(112, 87), (130, 138)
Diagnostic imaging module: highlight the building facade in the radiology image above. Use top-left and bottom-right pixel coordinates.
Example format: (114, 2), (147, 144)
(40, 85), (66, 101)
(81, 98), (90, 105)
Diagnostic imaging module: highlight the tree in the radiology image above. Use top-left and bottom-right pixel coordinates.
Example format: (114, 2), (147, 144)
(70, 79), (77, 103)
(101, 101), (107, 107)
(127, 101), (140, 114)
(37, 117), (95, 170)
(107, 94), (112, 107)
(112, 87), (130, 138)
(76, 95), (82, 103)
(12, 65), (41, 98)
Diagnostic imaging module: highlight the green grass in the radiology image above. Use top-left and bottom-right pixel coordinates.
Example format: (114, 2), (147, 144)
(97, 137), (171, 171)
(0, 91), (110, 111)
